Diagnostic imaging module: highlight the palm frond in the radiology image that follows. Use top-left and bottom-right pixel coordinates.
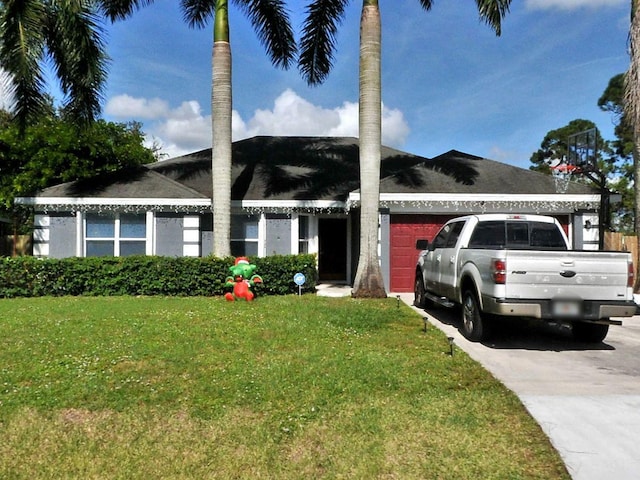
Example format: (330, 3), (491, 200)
(298, 0), (349, 86)
(0, 0), (48, 129)
(46, 0), (109, 126)
(234, 0), (297, 69)
(418, 0), (433, 10)
(98, 0), (156, 21)
(475, 0), (512, 36)
(180, 0), (215, 29)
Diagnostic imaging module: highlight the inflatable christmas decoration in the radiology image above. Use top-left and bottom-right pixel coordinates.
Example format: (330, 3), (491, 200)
(224, 257), (263, 301)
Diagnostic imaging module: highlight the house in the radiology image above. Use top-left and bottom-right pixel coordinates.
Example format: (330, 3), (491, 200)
(16, 136), (603, 292)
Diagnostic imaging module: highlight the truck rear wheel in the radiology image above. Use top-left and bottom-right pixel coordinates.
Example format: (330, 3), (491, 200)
(462, 290), (485, 342)
(572, 322), (609, 343)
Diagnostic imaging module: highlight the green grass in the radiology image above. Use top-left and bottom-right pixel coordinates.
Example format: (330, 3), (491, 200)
(0, 296), (569, 479)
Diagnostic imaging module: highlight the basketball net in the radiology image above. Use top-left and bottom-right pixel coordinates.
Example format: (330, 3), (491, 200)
(550, 163), (578, 194)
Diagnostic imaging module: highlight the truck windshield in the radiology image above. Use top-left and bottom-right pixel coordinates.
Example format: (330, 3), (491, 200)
(468, 221), (567, 250)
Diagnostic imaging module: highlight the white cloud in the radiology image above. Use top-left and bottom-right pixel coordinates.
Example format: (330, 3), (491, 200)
(105, 94), (170, 119)
(525, 0), (626, 10)
(106, 89), (411, 159)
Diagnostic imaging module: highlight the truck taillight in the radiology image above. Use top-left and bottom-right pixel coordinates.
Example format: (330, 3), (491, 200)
(493, 258), (506, 284)
(629, 262), (635, 288)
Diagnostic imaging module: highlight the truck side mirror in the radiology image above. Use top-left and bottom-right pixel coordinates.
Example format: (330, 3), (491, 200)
(416, 239), (429, 250)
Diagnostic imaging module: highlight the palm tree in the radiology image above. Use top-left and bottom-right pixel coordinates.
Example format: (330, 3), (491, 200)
(626, 0), (640, 234)
(102, 0), (296, 257)
(299, 0), (511, 298)
(0, 0), (109, 130)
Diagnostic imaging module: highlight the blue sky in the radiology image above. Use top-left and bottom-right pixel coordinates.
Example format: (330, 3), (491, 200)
(2, 0), (631, 169)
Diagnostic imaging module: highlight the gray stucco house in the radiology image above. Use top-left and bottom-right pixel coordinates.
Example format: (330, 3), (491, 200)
(17, 136), (603, 292)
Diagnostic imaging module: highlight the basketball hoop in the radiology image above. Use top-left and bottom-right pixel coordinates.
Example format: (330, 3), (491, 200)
(550, 163), (579, 194)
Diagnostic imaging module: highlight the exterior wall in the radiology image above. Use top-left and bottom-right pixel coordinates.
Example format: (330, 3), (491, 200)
(35, 213), (77, 258)
(50, 213), (77, 258)
(379, 210), (390, 292)
(183, 215), (201, 256)
(201, 213), (213, 256)
(573, 212), (599, 250)
(36, 211), (208, 258)
(155, 213), (184, 257)
(265, 214), (291, 255)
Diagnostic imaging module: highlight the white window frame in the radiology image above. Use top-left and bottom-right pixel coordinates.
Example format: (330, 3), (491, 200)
(82, 212), (153, 257)
(231, 214), (261, 257)
(292, 214), (314, 255)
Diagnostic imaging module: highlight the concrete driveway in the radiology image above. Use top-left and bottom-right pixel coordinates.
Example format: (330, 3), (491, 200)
(397, 292), (640, 480)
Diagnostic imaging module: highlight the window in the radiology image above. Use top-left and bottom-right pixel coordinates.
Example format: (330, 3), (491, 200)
(231, 215), (259, 256)
(85, 213), (146, 257)
(528, 223), (567, 250)
(445, 222), (465, 247)
(468, 221), (567, 250)
(506, 222), (529, 246)
(432, 224), (452, 249)
(432, 221), (465, 249)
(298, 215), (310, 254)
(469, 221), (505, 249)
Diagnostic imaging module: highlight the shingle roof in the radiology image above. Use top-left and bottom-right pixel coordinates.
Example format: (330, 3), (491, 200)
(379, 150), (596, 195)
(150, 136), (427, 201)
(33, 137), (596, 201)
(36, 166), (208, 199)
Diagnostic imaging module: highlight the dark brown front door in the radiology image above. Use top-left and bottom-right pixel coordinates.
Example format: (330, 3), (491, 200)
(318, 218), (347, 282)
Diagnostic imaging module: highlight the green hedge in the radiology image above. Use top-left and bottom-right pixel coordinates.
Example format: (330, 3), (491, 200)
(0, 254), (318, 298)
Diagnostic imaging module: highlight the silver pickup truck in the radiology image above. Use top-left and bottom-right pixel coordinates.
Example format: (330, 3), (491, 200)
(414, 214), (637, 343)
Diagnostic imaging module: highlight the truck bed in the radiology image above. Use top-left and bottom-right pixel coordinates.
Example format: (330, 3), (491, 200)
(500, 250), (632, 302)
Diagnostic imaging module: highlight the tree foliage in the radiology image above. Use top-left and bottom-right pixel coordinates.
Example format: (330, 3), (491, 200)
(528, 119), (611, 174)
(0, 111), (155, 209)
(530, 74), (634, 232)
(599, 73), (635, 232)
(599, 73), (634, 160)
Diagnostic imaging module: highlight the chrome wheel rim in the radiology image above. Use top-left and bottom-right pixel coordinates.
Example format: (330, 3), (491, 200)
(463, 295), (475, 332)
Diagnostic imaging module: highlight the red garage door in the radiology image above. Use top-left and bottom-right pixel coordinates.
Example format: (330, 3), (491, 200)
(390, 215), (455, 292)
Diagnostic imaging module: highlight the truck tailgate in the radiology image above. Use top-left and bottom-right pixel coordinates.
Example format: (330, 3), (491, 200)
(504, 250), (631, 301)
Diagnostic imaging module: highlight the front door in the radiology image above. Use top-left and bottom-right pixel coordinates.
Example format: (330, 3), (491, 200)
(318, 218), (347, 282)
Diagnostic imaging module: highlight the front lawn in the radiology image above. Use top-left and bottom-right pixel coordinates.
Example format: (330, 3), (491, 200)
(0, 296), (568, 479)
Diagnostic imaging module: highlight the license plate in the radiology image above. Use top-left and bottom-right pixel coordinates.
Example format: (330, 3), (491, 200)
(552, 300), (582, 317)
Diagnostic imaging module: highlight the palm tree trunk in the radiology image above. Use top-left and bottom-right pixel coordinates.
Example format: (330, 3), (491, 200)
(212, 0), (232, 258)
(352, 0), (386, 298)
(626, 0), (640, 291)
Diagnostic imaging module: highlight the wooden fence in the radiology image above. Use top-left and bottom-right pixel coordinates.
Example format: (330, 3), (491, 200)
(1, 235), (31, 257)
(604, 231), (640, 292)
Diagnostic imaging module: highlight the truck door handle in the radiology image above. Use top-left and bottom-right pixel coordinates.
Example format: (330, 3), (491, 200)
(449, 256), (455, 264)
(560, 270), (576, 278)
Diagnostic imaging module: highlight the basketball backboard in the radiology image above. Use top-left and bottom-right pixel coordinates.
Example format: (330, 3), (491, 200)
(566, 128), (597, 171)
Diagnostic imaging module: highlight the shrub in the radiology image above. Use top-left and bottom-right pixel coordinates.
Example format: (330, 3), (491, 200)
(0, 254), (317, 298)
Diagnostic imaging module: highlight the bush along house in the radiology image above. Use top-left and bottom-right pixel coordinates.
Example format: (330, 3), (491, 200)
(16, 136), (605, 292)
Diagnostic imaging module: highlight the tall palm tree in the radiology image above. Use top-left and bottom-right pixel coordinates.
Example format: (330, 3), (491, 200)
(102, 0), (296, 257)
(299, 0), (511, 298)
(0, 0), (109, 130)
(626, 0), (640, 234)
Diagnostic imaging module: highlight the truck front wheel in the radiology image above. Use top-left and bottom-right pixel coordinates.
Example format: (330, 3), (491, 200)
(461, 290), (485, 342)
(572, 322), (609, 343)
(414, 274), (427, 308)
